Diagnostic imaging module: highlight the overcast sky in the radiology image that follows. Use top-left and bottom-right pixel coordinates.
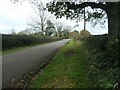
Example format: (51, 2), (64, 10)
(0, 0), (108, 35)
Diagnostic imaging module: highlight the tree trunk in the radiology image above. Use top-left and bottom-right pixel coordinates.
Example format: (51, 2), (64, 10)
(106, 2), (119, 67)
(41, 25), (44, 36)
(118, 2), (120, 68)
(106, 2), (119, 40)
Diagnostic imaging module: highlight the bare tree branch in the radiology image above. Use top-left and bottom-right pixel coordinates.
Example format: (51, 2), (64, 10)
(28, 0), (49, 35)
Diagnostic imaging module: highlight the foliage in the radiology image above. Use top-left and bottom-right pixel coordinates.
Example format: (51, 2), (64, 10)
(2, 34), (61, 50)
(78, 29), (91, 40)
(84, 34), (119, 88)
(45, 20), (55, 36)
(46, 2), (107, 27)
(85, 34), (108, 51)
(46, 1), (120, 51)
(69, 30), (91, 40)
(69, 30), (79, 39)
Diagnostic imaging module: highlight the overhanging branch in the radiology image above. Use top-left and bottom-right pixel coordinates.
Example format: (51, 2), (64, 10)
(64, 2), (107, 11)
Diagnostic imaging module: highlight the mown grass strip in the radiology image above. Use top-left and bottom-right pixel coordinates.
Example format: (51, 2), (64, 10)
(29, 40), (95, 88)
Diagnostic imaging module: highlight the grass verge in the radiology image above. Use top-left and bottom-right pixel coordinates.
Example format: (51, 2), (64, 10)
(29, 40), (95, 88)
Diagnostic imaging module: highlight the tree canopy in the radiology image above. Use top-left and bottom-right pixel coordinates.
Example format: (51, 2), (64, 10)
(46, 1), (119, 39)
(47, 1), (107, 26)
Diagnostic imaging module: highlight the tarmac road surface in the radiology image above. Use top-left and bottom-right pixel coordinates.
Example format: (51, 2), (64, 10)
(2, 39), (70, 88)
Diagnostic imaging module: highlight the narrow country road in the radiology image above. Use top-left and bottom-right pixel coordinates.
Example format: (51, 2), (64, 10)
(2, 39), (70, 88)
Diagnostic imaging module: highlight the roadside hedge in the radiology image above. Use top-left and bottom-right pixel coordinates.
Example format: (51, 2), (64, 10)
(84, 34), (120, 88)
(85, 34), (108, 51)
(2, 34), (61, 50)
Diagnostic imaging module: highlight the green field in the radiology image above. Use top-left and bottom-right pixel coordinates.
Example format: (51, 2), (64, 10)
(29, 40), (95, 88)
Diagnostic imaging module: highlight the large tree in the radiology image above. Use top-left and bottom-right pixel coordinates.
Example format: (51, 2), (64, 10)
(28, 0), (49, 36)
(46, 0), (120, 67)
(46, 1), (119, 40)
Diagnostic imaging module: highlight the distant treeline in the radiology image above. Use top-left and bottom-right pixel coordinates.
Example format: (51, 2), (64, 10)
(2, 34), (62, 50)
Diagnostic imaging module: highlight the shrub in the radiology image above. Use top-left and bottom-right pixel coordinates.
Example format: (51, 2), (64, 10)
(85, 34), (108, 51)
(84, 34), (119, 88)
(2, 34), (61, 50)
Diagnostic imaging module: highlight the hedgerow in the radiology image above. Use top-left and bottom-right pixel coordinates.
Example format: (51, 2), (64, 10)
(2, 34), (61, 50)
(83, 34), (119, 88)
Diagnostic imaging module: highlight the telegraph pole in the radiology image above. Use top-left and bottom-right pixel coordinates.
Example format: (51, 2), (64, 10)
(84, 7), (86, 31)
(83, 7), (86, 38)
